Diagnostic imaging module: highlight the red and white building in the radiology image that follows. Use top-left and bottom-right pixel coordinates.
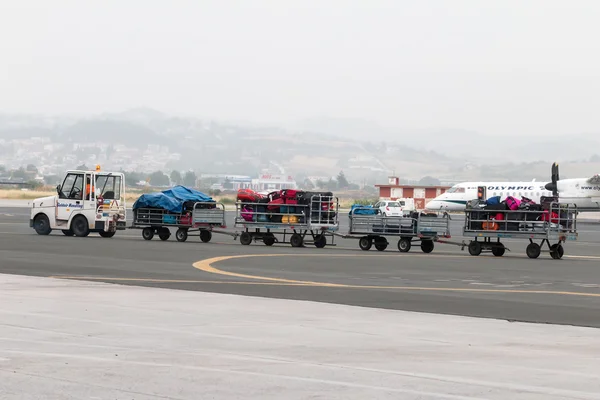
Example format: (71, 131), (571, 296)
(375, 177), (451, 210)
(252, 174), (297, 191)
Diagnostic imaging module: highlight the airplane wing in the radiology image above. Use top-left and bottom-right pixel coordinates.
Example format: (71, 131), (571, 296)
(587, 174), (600, 184)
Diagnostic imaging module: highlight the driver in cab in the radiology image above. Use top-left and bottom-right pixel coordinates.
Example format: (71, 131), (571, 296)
(85, 176), (94, 200)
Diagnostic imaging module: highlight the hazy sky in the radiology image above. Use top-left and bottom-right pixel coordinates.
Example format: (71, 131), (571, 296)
(2, 0), (600, 136)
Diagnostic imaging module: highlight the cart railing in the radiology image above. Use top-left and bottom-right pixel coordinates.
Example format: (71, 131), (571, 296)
(463, 202), (578, 239)
(348, 207), (450, 237)
(349, 214), (416, 235)
(416, 213), (451, 238)
(235, 195), (339, 230)
(307, 194), (339, 229)
(192, 202), (226, 226)
(132, 201), (225, 228)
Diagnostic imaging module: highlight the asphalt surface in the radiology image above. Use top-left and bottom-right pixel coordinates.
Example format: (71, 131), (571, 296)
(2, 206), (600, 327)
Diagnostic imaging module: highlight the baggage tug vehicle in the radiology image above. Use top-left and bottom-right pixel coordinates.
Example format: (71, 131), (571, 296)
(30, 165), (126, 237)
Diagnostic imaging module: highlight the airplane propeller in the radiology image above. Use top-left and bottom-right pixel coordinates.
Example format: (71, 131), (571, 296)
(588, 174), (600, 185)
(544, 162), (559, 196)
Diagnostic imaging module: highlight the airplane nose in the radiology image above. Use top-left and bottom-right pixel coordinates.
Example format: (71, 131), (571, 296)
(426, 200), (440, 210)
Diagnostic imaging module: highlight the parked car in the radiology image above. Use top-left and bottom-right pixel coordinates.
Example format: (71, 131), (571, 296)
(374, 200), (403, 217)
(374, 199), (416, 217)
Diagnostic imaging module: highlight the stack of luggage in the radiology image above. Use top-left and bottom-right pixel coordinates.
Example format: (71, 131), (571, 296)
(133, 185), (217, 226)
(468, 195), (562, 231)
(237, 189), (270, 223)
(237, 188), (336, 224)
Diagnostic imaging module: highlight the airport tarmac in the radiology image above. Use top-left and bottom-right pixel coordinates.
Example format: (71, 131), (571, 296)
(2, 203), (600, 399)
(3, 273), (600, 400)
(1, 205), (600, 327)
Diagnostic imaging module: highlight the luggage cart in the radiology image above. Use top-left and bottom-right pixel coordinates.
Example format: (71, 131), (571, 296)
(463, 202), (578, 259)
(131, 201), (229, 242)
(234, 194), (339, 248)
(338, 208), (452, 252)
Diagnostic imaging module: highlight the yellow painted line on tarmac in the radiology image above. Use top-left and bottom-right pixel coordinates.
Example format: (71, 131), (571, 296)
(193, 254), (348, 287)
(192, 254), (600, 298)
(192, 253), (480, 287)
(49, 254), (472, 287)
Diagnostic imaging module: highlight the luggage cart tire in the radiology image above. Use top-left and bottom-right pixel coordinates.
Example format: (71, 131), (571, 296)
(158, 228), (170, 241)
(142, 227), (154, 241)
(290, 233), (303, 248)
(526, 243), (541, 259)
(263, 234), (276, 246)
(468, 240), (482, 256)
(175, 228), (188, 242)
(359, 236), (372, 251)
(200, 230), (212, 243)
(491, 243), (505, 257)
(314, 234), (327, 248)
(240, 231), (252, 246)
(397, 238), (411, 253)
(421, 240), (434, 254)
(550, 243), (564, 260)
(374, 237), (388, 252)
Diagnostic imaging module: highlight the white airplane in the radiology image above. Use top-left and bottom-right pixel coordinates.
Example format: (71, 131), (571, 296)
(426, 163), (600, 211)
(425, 180), (553, 211)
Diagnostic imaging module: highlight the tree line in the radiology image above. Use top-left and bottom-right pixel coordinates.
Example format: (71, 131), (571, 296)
(121, 170), (198, 188)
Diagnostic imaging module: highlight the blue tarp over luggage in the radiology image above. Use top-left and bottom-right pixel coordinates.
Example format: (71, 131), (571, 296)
(486, 195), (501, 206)
(349, 204), (378, 215)
(132, 185), (214, 213)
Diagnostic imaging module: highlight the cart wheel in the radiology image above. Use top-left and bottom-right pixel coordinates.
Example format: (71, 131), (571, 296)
(263, 235), (276, 246)
(71, 215), (90, 237)
(176, 228), (188, 242)
(397, 238), (411, 252)
(142, 227), (154, 240)
(526, 243), (541, 259)
(374, 238), (388, 252)
(200, 230), (212, 243)
(158, 228), (171, 241)
(468, 240), (482, 256)
(290, 233), (303, 248)
(359, 236), (372, 251)
(420, 240), (434, 253)
(240, 232), (252, 245)
(314, 234), (327, 248)
(33, 214), (52, 235)
(556, 244), (564, 259)
(99, 231), (116, 238)
(491, 243), (505, 257)
(550, 243), (564, 259)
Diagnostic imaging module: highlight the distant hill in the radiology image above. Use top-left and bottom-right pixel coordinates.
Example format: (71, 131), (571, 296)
(2, 109), (599, 183)
(291, 117), (600, 165)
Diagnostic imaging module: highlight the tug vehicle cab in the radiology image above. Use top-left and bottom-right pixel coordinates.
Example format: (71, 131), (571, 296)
(30, 166), (126, 237)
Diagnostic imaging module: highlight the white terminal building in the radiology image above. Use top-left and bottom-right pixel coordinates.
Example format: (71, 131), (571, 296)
(202, 174), (297, 191)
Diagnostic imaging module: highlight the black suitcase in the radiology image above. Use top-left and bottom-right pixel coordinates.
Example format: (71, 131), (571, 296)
(298, 191), (334, 205)
(506, 222), (520, 231)
(484, 203), (509, 211)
